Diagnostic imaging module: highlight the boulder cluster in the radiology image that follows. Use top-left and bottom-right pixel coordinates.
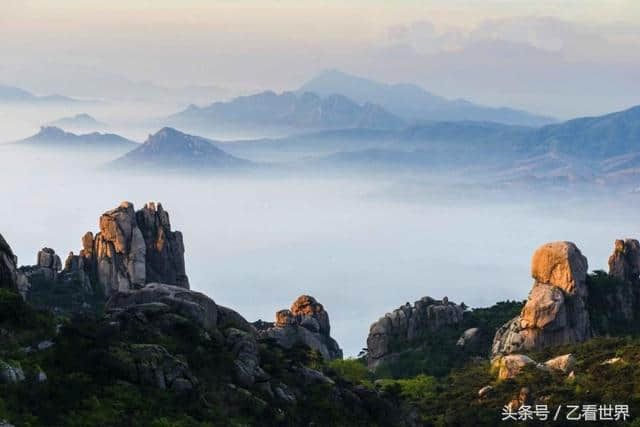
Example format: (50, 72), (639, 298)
(256, 295), (343, 360)
(80, 201), (189, 296)
(491, 242), (592, 357)
(366, 296), (464, 369)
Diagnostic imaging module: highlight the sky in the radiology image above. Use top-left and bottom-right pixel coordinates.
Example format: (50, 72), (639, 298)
(1, 0), (640, 117)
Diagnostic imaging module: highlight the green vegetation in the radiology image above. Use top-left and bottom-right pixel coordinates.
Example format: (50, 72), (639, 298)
(372, 300), (524, 379)
(0, 290), (399, 426)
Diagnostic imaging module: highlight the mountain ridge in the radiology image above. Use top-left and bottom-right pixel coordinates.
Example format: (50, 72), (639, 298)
(299, 70), (556, 127)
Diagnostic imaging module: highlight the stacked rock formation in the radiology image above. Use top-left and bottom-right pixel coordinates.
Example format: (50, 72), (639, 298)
(603, 238), (640, 322)
(608, 239), (640, 283)
(78, 201), (189, 297)
(491, 241), (592, 358)
(34, 248), (62, 281)
(366, 296), (464, 369)
(256, 295), (343, 360)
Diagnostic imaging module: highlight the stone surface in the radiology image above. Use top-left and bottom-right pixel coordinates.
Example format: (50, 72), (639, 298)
(531, 241), (588, 295)
(111, 343), (197, 391)
(226, 328), (268, 388)
(492, 354), (537, 380)
(0, 233), (18, 290)
(544, 354), (575, 373)
(478, 385), (493, 398)
(456, 327), (482, 347)
(601, 357), (623, 365)
(107, 283), (219, 331)
(492, 242), (591, 357)
(608, 239), (640, 283)
(135, 203), (189, 289)
(256, 295), (342, 360)
(367, 296), (464, 369)
(0, 360), (25, 384)
(79, 201), (189, 297)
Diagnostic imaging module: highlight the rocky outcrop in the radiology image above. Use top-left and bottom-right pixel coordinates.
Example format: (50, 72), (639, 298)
(76, 201), (189, 297)
(367, 296), (464, 369)
(0, 360), (25, 384)
(0, 233), (19, 290)
(135, 203), (189, 288)
(544, 354), (575, 373)
(492, 354), (536, 380)
(35, 248), (62, 281)
(256, 295), (342, 360)
(608, 239), (640, 283)
(107, 283), (221, 331)
(226, 328), (269, 388)
(491, 242), (591, 357)
(456, 327), (482, 348)
(110, 343), (197, 392)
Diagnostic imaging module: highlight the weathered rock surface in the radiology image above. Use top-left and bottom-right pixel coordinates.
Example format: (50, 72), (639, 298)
(544, 354), (575, 373)
(78, 201), (189, 297)
(492, 242), (591, 357)
(107, 283), (221, 331)
(256, 295), (342, 360)
(608, 239), (640, 283)
(367, 296), (464, 369)
(111, 343), (197, 392)
(226, 328), (268, 388)
(492, 354), (536, 380)
(136, 203), (189, 288)
(0, 360), (25, 384)
(0, 233), (19, 290)
(456, 327), (482, 348)
(35, 248), (62, 280)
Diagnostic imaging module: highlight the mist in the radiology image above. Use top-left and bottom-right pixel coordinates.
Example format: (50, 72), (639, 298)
(2, 141), (639, 357)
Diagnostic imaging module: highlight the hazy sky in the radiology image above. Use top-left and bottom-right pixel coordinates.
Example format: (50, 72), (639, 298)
(1, 0), (640, 117)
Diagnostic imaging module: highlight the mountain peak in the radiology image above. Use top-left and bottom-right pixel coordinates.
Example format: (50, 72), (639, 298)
(112, 128), (252, 171)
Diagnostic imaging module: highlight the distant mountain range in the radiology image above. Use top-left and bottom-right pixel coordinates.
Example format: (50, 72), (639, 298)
(49, 114), (107, 131)
(167, 91), (406, 134)
(0, 85), (81, 105)
(110, 127), (252, 171)
(220, 104), (640, 185)
(16, 126), (137, 151)
(299, 70), (556, 127)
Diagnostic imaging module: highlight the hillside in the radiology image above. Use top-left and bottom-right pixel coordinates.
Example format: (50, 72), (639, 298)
(110, 127), (253, 171)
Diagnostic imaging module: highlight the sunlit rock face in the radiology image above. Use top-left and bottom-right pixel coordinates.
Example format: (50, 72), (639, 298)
(80, 201), (189, 297)
(366, 296), (464, 369)
(492, 241), (591, 357)
(256, 295), (343, 360)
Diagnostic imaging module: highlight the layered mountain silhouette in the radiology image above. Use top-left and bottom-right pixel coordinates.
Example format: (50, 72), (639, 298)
(219, 104), (640, 185)
(49, 114), (107, 131)
(110, 127), (252, 171)
(0, 84), (80, 104)
(16, 126), (137, 151)
(168, 91), (405, 133)
(299, 70), (556, 127)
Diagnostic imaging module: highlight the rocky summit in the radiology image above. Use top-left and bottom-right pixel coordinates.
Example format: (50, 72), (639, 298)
(110, 127), (252, 171)
(367, 296), (464, 369)
(492, 241), (591, 357)
(8, 208), (640, 427)
(80, 201), (189, 296)
(256, 295), (343, 360)
(0, 203), (420, 426)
